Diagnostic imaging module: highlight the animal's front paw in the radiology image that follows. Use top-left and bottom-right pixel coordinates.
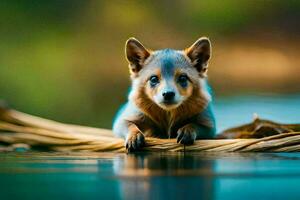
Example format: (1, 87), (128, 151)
(177, 124), (197, 145)
(125, 131), (145, 152)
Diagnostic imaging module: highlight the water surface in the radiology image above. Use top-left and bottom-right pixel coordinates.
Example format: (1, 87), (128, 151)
(1, 152), (300, 200)
(215, 94), (300, 131)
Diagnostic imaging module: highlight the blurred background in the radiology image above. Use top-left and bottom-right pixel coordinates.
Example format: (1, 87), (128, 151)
(0, 0), (300, 130)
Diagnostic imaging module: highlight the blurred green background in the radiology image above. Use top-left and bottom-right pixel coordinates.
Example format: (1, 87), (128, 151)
(0, 0), (300, 128)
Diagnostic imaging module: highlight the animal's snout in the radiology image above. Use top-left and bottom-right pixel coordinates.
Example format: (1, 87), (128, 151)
(162, 91), (175, 101)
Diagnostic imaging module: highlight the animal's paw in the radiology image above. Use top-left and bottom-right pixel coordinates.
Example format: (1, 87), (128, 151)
(177, 124), (197, 145)
(125, 131), (145, 152)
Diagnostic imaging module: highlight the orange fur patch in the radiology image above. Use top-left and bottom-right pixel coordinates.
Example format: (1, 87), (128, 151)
(174, 69), (194, 99)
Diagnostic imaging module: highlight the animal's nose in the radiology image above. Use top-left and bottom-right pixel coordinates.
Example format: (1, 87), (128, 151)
(162, 91), (175, 101)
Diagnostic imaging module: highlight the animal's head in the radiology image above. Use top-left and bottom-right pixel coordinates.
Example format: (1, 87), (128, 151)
(126, 37), (212, 112)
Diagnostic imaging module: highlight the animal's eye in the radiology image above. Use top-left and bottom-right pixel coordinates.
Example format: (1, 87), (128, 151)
(178, 74), (188, 83)
(149, 75), (159, 86)
(177, 74), (188, 87)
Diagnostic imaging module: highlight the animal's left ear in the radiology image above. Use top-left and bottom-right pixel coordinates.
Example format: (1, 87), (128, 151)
(185, 37), (211, 74)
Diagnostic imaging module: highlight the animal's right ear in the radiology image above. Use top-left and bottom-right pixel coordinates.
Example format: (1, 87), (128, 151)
(125, 38), (151, 73)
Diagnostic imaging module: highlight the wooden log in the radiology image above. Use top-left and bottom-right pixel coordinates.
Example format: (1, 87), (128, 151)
(1, 104), (300, 152)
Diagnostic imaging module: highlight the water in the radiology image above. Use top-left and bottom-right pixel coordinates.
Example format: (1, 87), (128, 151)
(215, 94), (300, 131)
(1, 152), (300, 200)
(1, 95), (300, 200)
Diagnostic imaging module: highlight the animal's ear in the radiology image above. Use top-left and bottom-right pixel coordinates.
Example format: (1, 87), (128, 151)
(125, 37), (151, 73)
(185, 37), (211, 74)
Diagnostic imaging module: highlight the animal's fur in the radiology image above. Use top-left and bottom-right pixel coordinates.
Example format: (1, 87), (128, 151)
(113, 37), (216, 151)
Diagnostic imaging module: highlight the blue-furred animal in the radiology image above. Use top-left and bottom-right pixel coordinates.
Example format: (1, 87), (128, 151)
(113, 37), (216, 152)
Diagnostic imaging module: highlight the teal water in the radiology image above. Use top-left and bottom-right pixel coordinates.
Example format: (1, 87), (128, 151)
(215, 94), (300, 131)
(1, 152), (300, 200)
(1, 95), (300, 200)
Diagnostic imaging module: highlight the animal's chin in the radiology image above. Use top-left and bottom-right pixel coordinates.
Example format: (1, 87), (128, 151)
(157, 101), (181, 110)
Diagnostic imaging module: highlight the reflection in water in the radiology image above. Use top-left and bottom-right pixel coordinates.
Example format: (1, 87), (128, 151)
(113, 153), (216, 200)
(1, 152), (300, 200)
